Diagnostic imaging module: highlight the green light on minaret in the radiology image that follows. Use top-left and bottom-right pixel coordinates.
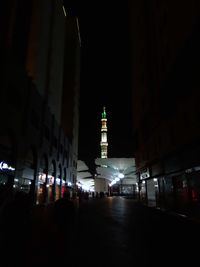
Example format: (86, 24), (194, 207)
(102, 106), (106, 119)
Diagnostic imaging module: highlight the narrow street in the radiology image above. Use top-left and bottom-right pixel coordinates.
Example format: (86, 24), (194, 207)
(75, 196), (200, 266)
(1, 196), (199, 266)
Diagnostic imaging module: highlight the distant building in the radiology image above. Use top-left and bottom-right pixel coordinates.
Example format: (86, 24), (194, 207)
(129, 1), (200, 210)
(95, 107), (136, 196)
(0, 0), (80, 205)
(95, 158), (137, 197)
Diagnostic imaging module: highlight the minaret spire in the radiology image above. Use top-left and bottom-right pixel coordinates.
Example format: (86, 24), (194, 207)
(100, 106), (108, 158)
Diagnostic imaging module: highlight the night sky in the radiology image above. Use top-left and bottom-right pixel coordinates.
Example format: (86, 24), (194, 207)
(73, 1), (134, 172)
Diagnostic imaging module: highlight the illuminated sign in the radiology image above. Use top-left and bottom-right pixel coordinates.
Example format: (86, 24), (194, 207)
(140, 168), (150, 179)
(0, 161), (15, 171)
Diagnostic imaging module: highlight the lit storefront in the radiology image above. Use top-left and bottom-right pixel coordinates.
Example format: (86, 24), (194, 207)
(36, 173), (55, 204)
(61, 179), (66, 196)
(14, 166), (35, 194)
(55, 177), (61, 201)
(47, 175), (54, 203)
(61, 168), (67, 197)
(55, 166), (62, 200)
(0, 135), (16, 201)
(150, 165), (200, 216)
(0, 161), (15, 199)
(37, 172), (47, 205)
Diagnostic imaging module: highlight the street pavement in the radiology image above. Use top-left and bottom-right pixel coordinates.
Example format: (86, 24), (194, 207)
(75, 196), (200, 266)
(1, 196), (200, 266)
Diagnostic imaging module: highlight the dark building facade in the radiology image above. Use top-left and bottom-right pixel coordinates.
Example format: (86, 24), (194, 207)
(129, 1), (200, 214)
(0, 0), (80, 205)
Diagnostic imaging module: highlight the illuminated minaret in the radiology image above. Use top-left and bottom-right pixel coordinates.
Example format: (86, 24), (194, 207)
(100, 106), (108, 158)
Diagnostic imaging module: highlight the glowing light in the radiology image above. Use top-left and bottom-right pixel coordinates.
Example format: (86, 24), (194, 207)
(56, 178), (60, 184)
(102, 106), (107, 119)
(109, 180), (116, 186)
(62, 5), (67, 17)
(0, 161), (15, 171)
(39, 174), (46, 183)
(118, 173), (124, 179)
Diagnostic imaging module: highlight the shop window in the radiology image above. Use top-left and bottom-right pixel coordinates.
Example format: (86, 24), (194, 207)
(188, 171), (200, 204)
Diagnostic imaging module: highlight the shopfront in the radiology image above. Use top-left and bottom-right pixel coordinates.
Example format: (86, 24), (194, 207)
(0, 135), (16, 203)
(157, 170), (191, 213)
(61, 167), (67, 197)
(0, 160), (15, 203)
(16, 149), (37, 196)
(36, 155), (48, 205)
(37, 171), (47, 205)
(47, 161), (56, 203)
(146, 178), (158, 207)
(139, 167), (150, 202)
(55, 170), (61, 201)
(185, 166), (200, 213)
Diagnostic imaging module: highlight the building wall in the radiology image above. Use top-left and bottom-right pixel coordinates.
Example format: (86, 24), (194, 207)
(129, 0), (200, 213)
(95, 177), (109, 194)
(26, 0), (66, 124)
(129, 0), (200, 168)
(61, 16), (81, 192)
(0, 0), (80, 205)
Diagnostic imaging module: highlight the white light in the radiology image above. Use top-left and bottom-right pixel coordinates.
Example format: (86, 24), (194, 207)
(118, 173), (124, 179)
(82, 185), (90, 191)
(110, 180), (116, 186)
(0, 161), (15, 171)
(153, 178), (158, 182)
